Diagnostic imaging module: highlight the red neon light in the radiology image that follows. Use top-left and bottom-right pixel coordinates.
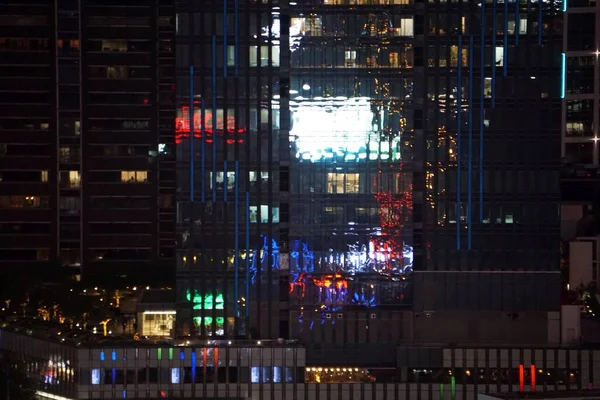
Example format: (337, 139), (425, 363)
(519, 364), (524, 392)
(531, 364), (536, 392)
(214, 347), (219, 368)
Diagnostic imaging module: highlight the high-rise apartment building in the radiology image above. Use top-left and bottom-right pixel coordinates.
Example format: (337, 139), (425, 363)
(0, 0), (175, 285)
(560, 0), (600, 313)
(562, 0), (597, 167)
(176, 0), (563, 352)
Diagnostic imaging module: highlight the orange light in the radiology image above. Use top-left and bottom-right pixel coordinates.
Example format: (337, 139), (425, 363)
(531, 365), (536, 392)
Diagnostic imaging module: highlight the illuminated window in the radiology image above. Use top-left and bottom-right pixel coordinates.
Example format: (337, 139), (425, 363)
(249, 45), (280, 67)
(60, 170), (80, 188)
(41, 170), (49, 182)
(495, 46), (504, 67)
(249, 205), (279, 223)
(250, 171), (269, 185)
(397, 18), (414, 37)
(519, 17), (528, 34)
(345, 50), (357, 68)
(106, 66), (128, 79)
(484, 78), (492, 98)
(142, 312), (175, 336)
(290, 16), (323, 37)
(210, 172), (236, 190)
(450, 45), (468, 67)
(170, 368), (181, 384)
(121, 170), (148, 183)
(91, 369), (101, 385)
(327, 173), (360, 194)
(227, 45), (235, 67)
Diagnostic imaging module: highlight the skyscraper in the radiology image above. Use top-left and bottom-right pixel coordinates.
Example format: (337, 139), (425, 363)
(175, 0), (562, 349)
(0, 0), (175, 285)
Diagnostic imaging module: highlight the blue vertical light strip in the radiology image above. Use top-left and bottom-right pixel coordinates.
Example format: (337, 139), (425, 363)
(245, 192), (250, 318)
(201, 99), (206, 203)
(468, 36), (474, 250)
(189, 66), (195, 203)
(234, 161), (240, 317)
(480, 0), (485, 222)
(211, 36), (217, 203)
(224, 161), (228, 202)
(234, 0), (239, 77)
(191, 351), (196, 382)
(561, 53), (566, 98)
(112, 368), (116, 384)
(223, 0), (228, 78)
(111, 351), (116, 361)
(492, 0), (497, 108)
(503, 0), (508, 76)
(563, 0), (567, 12)
(456, 35), (463, 250)
(100, 351), (105, 361)
(538, 0), (543, 45)
(180, 351), (185, 361)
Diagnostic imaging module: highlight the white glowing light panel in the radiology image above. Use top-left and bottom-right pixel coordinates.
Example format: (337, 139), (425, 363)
(290, 97), (399, 162)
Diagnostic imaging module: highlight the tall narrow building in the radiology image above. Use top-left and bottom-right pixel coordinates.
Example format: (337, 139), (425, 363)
(0, 0), (176, 285)
(175, 0), (562, 352)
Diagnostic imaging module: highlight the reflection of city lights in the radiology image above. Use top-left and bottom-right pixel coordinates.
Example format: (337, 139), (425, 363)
(174, 106), (245, 144)
(290, 97), (401, 162)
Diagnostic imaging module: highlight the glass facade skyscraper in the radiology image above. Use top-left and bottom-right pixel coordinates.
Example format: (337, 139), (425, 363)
(175, 0), (562, 344)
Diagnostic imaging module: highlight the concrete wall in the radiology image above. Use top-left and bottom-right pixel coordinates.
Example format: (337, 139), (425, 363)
(409, 310), (554, 345)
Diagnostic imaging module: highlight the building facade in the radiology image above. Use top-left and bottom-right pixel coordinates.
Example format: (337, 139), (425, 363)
(561, 0), (598, 167)
(174, 0), (563, 344)
(2, 326), (600, 400)
(0, 0), (175, 284)
(560, 0), (600, 310)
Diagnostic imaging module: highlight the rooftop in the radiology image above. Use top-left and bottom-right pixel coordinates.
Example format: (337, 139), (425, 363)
(0, 318), (300, 349)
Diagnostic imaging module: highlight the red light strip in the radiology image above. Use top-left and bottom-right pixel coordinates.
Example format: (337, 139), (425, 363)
(519, 364), (524, 392)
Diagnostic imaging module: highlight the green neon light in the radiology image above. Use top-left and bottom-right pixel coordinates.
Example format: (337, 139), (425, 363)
(451, 376), (455, 400)
(186, 290), (224, 310)
(168, 348), (173, 360)
(157, 348), (162, 360)
(193, 316), (225, 326)
(440, 383), (444, 400)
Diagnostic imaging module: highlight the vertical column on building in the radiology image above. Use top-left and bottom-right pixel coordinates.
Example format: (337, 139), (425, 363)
(55, 0), (83, 274)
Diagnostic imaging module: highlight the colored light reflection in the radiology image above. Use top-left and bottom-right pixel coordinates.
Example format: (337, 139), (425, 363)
(290, 97), (402, 162)
(175, 106), (245, 144)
